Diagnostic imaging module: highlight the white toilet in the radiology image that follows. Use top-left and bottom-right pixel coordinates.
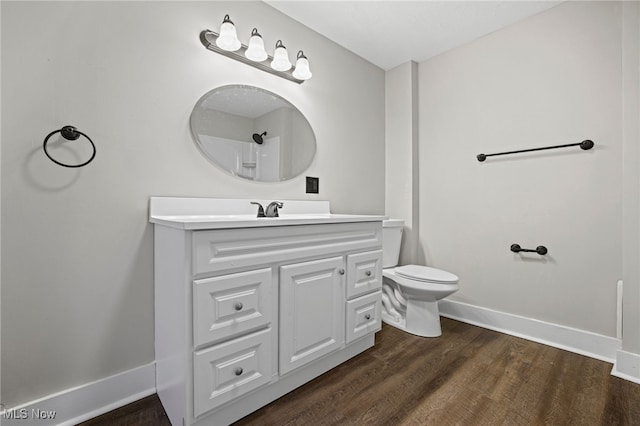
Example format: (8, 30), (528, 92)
(381, 219), (459, 337)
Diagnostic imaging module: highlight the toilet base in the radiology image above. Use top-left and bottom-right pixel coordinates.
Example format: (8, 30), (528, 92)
(381, 299), (443, 337)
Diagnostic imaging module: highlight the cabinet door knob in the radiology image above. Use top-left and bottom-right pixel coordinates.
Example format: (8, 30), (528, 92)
(234, 302), (243, 311)
(338, 269), (345, 275)
(235, 367), (243, 376)
(365, 270), (372, 277)
(365, 314), (371, 320)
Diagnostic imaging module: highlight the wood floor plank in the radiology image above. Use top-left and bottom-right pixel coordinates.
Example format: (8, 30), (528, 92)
(82, 319), (640, 426)
(564, 354), (610, 425)
(78, 394), (171, 426)
(601, 375), (640, 425)
(334, 321), (489, 423)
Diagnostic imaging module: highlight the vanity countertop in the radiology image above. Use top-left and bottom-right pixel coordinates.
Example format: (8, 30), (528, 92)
(149, 197), (386, 230)
(150, 213), (387, 230)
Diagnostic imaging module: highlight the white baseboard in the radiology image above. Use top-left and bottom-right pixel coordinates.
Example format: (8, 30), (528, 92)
(0, 362), (156, 426)
(611, 349), (640, 384)
(439, 299), (619, 363)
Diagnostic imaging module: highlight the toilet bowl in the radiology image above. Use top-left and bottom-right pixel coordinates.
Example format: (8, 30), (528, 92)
(381, 219), (459, 337)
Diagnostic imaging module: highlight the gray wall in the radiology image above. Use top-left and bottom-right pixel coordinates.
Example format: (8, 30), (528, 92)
(384, 1), (640, 366)
(1, 1), (385, 407)
(418, 1), (622, 336)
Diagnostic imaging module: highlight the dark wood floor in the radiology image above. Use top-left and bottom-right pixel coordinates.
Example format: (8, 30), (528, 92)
(81, 318), (640, 426)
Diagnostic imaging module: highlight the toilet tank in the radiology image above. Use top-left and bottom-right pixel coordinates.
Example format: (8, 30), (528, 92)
(382, 219), (404, 268)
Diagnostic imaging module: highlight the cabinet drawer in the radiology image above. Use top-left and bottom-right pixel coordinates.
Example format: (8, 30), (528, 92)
(193, 327), (272, 417)
(346, 250), (383, 299)
(346, 291), (382, 343)
(193, 269), (272, 347)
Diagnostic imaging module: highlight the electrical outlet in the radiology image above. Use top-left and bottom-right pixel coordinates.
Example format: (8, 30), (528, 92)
(306, 176), (319, 194)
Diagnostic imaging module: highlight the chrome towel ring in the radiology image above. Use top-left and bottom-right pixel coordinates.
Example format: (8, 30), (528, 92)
(43, 125), (96, 168)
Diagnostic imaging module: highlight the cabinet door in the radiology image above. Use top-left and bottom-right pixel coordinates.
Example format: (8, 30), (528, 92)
(346, 291), (382, 343)
(280, 257), (345, 375)
(193, 268), (272, 347)
(346, 250), (383, 299)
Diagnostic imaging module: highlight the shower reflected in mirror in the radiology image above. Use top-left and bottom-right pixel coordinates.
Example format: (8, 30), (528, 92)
(190, 85), (316, 182)
(252, 131), (267, 145)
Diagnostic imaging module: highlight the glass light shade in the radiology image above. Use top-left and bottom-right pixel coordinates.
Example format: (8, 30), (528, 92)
(245, 29), (268, 62)
(271, 40), (292, 71)
(216, 15), (241, 52)
(292, 51), (312, 80)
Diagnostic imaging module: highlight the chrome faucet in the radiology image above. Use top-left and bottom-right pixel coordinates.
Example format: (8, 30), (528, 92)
(265, 201), (283, 218)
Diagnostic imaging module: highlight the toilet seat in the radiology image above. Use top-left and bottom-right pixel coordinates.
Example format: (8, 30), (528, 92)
(395, 265), (458, 284)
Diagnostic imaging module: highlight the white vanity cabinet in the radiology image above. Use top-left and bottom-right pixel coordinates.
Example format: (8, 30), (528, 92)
(151, 200), (385, 426)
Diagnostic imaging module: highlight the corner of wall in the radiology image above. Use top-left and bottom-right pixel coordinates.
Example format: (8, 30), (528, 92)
(384, 61), (420, 265)
(621, 0), (640, 357)
(409, 61), (420, 265)
(0, 0), (3, 414)
(612, 349), (640, 384)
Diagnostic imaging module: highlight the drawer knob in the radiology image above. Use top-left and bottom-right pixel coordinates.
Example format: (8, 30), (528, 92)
(365, 314), (371, 320)
(234, 302), (243, 311)
(235, 367), (243, 376)
(339, 269), (345, 275)
(365, 270), (372, 277)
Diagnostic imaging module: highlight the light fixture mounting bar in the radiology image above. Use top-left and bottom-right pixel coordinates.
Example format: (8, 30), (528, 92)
(199, 30), (304, 84)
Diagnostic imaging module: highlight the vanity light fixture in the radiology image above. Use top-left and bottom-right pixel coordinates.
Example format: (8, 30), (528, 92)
(215, 14), (241, 52)
(245, 28), (268, 62)
(271, 40), (292, 71)
(292, 50), (312, 80)
(199, 15), (312, 84)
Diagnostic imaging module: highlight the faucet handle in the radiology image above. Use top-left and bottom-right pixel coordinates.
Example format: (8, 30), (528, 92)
(250, 201), (266, 218)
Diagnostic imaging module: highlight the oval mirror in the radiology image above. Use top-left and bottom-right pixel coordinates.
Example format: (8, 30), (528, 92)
(190, 85), (316, 182)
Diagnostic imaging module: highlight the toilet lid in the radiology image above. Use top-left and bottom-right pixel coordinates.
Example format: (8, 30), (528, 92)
(395, 265), (459, 284)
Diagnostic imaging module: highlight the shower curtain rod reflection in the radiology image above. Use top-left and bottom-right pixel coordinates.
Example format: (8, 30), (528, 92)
(477, 139), (594, 162)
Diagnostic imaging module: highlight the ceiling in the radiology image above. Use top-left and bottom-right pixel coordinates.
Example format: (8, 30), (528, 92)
(265, 1), (562, 70)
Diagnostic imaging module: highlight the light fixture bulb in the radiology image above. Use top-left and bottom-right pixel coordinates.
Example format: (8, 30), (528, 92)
(292, 50), (312, 80)
(270, 40), (292, 72)
(245, 28), (268, 62)
(216, 14), (241, 52)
